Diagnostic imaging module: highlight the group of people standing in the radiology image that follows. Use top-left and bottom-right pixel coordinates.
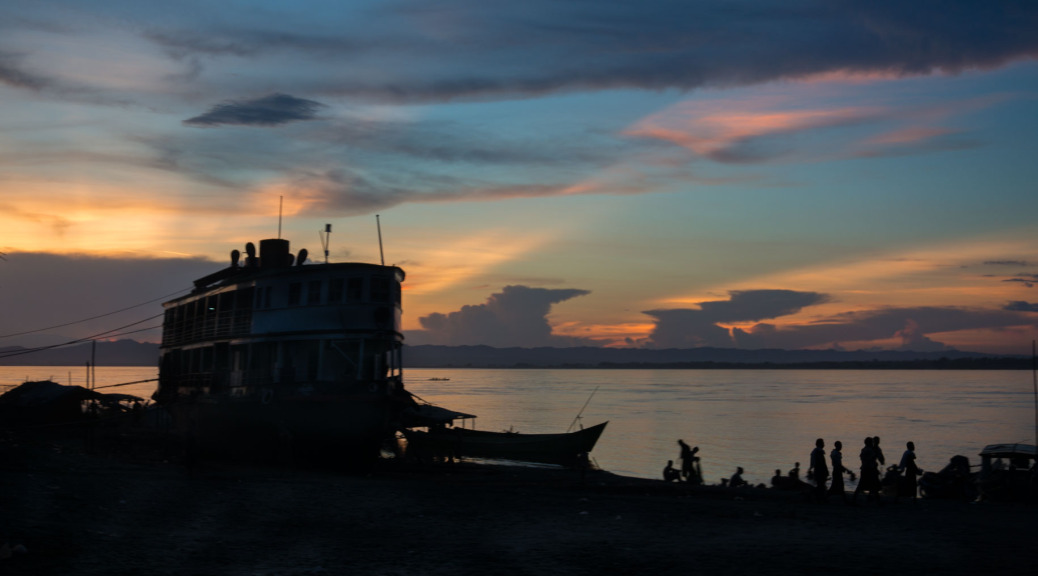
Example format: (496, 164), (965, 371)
(808, 436), (921, 504)
(663, 435), (922, 504)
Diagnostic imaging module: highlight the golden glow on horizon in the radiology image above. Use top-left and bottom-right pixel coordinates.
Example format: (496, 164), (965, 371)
(647, 235), (1038, 350)
(658, 236), (1036, 309)
(551, 320), (656, 346)
(395, 230), (559, 331)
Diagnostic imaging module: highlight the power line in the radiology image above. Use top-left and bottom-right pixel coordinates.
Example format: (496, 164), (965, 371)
(0, 287), (188, 341)
(0, 313), (165, 360)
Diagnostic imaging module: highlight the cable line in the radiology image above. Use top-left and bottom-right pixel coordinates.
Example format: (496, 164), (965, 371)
(0, 313), (165, 360)
(0, 287), (188, 341)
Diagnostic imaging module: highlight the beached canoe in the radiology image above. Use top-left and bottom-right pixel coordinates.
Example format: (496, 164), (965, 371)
(403, 421), (607, 466)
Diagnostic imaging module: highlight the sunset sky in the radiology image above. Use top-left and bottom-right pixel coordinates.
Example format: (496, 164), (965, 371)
(2, 1), (1037, 354)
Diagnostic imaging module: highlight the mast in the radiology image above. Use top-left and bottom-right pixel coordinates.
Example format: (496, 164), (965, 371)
(278, 196), (284, 239)
(376, 214), (385, 266)
(320, 223), (331, 264)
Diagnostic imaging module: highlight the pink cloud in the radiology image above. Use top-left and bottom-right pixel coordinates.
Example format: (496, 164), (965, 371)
(624, 99), (880, 162)
(863, 127), (953, 147)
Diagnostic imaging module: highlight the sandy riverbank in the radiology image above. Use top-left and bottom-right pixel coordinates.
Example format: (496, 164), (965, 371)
(1, 431), (1034, 576)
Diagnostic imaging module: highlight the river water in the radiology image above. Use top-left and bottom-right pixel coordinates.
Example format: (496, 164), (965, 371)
(3, 366), (1034, 486)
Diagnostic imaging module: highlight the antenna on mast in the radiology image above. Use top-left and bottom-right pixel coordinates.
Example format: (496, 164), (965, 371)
(320, 224), (332, 264)
(278, 196), (284, 239)
(376, 214), (385, 266)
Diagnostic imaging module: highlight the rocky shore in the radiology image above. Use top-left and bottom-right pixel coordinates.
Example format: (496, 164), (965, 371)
(2, 431), (1034, 576)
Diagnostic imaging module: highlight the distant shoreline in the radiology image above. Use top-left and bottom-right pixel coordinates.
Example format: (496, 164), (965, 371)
(2, 360), (1032, 370)
(2, 339), (1032, 370)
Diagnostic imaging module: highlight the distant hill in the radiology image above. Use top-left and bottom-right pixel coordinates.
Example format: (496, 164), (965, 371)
(0, 340), (158, 367)
(0, 340), (1029, 369)
(403, 345), (1030, 369)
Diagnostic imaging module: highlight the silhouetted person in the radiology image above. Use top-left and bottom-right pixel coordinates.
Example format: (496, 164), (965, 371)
(576, 451), (590, 484)
(676, 442), (693, 481)
(873, 436), (885, 467)
(677, 440), (703, 484)
(663, 460), (681, 482)
(677, 440), (697, 482)
(687, 446), (703, 485)
(828, 440), (850, 503)
(771, 469), (784, 488)
(788, 462), (801, 481)
(853, 436), (881, 504)
(808, 438), (829, 502)
(898, 441), (921, 501)
(729, 466), (747, 488)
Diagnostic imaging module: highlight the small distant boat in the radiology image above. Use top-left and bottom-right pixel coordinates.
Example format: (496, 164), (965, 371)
(403, 421), (607, 466)
(427, 377), (450, 381)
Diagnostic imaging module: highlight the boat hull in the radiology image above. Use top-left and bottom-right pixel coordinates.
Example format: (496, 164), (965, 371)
(403, 421), (607, 466)
(168, 392), (398, 468)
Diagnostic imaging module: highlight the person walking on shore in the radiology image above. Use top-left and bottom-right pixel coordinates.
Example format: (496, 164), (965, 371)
(828, 440), (850, 503)
(898, 441), (921, 501)
(808, 438), (829, 502)
(853, 437), (881, 505)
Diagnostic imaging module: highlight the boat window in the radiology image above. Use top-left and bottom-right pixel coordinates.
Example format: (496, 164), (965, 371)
(371, 278), (390, 302)
(328, 278), (344, 303)
(307, 280), (322, 305)
(288, 282), (302, 306)
(347, 278), (364, 301)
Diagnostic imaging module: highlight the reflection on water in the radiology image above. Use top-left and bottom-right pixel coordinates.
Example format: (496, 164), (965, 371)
(3, 366), (1033, 485)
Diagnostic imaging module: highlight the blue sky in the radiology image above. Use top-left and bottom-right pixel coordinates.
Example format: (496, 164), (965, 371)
(2, 1), (1037, 354)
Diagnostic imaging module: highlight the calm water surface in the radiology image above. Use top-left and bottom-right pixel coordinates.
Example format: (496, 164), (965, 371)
(4, 367), (1034, 486)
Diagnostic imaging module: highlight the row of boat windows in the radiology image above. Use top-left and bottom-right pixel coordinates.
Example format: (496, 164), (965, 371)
(255, 277), (401, 309)
(159, 338), (403, 389)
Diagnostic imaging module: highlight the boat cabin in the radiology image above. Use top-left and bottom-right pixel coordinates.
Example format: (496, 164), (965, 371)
(156, 238), (405, 402)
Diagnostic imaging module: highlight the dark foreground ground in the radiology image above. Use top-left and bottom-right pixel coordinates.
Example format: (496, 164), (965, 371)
(1, 431), (1034, 576)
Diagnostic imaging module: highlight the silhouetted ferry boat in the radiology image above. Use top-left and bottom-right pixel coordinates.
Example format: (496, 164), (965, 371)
(154, 237), (414, 467)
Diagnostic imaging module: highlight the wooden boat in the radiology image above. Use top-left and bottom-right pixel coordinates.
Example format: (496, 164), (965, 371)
(403, 421), (607, 466)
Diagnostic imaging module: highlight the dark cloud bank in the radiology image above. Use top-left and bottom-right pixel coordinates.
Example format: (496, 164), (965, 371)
(152, 1), (1038, 103)
(645, 290), (1038, 352)
(408, 287), (1038, 353)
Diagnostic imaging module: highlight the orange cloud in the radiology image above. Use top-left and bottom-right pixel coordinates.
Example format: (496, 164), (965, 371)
(550, 321), (656, 347)
(658, 235), (1038, 338)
